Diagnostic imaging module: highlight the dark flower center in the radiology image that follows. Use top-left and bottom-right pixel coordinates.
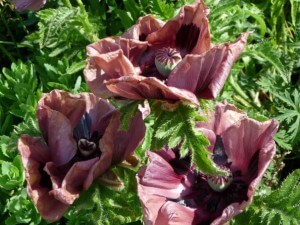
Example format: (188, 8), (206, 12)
(206, 135), (233, 192)
(73, 113), (102, 160)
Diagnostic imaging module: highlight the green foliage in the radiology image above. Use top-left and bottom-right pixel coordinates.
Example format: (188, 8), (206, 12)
(274, 89), (300, 145)
(66, 166), (142, 225)
(4, 188), (42, 225)
(149, 102), (226, 175)
(0, 61), (39, 135)
(232, 169), (300, 225)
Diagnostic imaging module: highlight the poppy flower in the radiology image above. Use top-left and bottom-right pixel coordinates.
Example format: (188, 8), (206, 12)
(84, 0), (250, 105)
(12, 0), (46, 11)
(137, 102), (278, 225)
(18, 90), (146, 221)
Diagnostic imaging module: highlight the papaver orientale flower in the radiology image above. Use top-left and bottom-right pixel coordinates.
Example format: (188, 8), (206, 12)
(84, 0), (250, 105)
(12, 0), (46, 11)
(18, 90), (146, 221)
(137, 102), (278, 225)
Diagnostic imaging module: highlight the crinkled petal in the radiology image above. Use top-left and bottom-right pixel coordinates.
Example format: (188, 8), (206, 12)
(146, 0), (210, 54)
(85, 37), (147, 77)
(18, 135), (50, 164)
(38, 90), (86, 130)
(45, 158), (98, 205)
(37, 107), (77, 166)
(196, 101), (247, 135)
(18, 136), (69, 222)
(101, 110), (146, 164)
(210, 140), (276, 225)
(12, 0), (46, 12)
(167, 32), (250, 99)
(122, 15), (165, 40)
(84, 60), (115, 98)
(138, 151), (184, 199)
(105, 75), (199, 105)
(156, 201), (196, 225)
(222, 118), (278, 174)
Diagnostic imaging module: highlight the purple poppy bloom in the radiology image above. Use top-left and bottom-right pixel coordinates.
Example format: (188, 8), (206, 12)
(84, 0), (250, 105)
(12, 0), (46, 11)
(137, 102), (278, 225)
(18, 90), (146, 221)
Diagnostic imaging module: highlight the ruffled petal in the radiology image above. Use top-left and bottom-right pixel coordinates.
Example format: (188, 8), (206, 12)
(138, 151), (184, 199)
(18, 135), (50, 164)
(156, 201), (196, 225)
(167, 32), (250, 99)
(85, 37), (147, 77)
(105, 75), (199, 105)
(84, 60), (116, 98)
(122, 15), (165, 40)
(222, 118), (278, 174)
(146, 0), (210, 54)
(37, 90), (86, 130)
(12, 0), (46, 12)
(196, 101), (247, 134)
(18, 136), (69, 222)
(37, 107), (77, 166)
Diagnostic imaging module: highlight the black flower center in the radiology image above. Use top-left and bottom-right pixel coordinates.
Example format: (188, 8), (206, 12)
(73, 113), (102, 160)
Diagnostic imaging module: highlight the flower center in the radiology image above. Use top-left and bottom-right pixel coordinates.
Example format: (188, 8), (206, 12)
(155, 47), (182, 77)
(207, 167), (233, 192)
(73, 113), (102, 159)
(78, 139), (97, 157)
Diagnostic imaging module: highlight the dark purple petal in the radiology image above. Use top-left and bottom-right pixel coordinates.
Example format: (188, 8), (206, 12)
(79, 93), (116, 135)
(12, 0), (46, 12)
(122, 15), (165, 41)
(167, 32), (250, 99)
(37, 107), (77, 166)
(101, 110), (146, 165)
(18, 136), (69, 222)
(38, 90), (86, 130)
(105, 75), (199, 105)
(19, 135), (50, 164)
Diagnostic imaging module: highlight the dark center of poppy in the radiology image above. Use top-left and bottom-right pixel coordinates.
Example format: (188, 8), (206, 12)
(206, 135), (233, 192)
(155, 47), (182, 77)
(73, 113), (102, 159)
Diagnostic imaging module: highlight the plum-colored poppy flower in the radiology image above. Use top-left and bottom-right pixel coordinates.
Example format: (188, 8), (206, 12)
(18, 90), (146, 221)
(12, 0), (46, 11)
(84, 0), (250, 105)
(137, 102), (278, 225)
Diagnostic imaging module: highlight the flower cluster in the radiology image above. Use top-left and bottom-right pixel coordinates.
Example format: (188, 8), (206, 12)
(17, 0), (278, 224)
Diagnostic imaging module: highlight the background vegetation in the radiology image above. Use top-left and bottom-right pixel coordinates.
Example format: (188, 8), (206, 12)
(0, 0), (299, 224)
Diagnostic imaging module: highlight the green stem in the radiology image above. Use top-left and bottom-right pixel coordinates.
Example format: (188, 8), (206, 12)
(62, 0), (72, 8)
(229, 75), (260, 110)
(0, 44), (16, 63)
(76, 0), (86, 12)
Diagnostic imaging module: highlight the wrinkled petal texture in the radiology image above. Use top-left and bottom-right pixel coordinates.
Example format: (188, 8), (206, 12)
(19, 90), (141, 221)
(12, 0), (46, 11)
(167, 32), (250, 99)
(105, 76), (199, 105)
(137, 102), (278, 225)
(18, 135), (69, 222)
(101, 110), (146, 164)
(146, 0), (210, 54)
(122, 15), (165, 40)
